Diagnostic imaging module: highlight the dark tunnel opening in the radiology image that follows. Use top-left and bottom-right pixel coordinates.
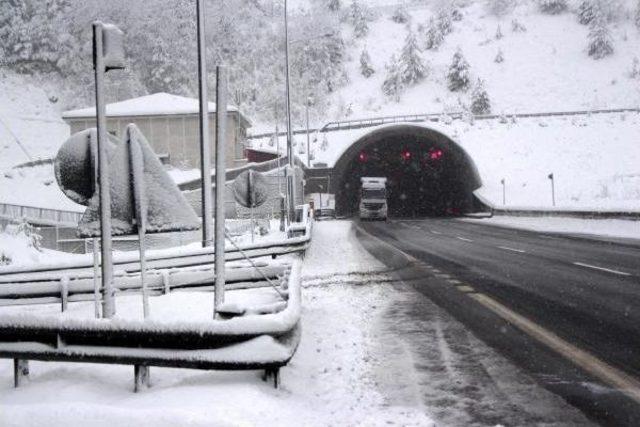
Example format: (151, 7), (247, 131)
(332, 125), (482, 218)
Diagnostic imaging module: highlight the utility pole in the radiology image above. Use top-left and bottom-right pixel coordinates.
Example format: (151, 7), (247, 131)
(196, 0), (213, 248)
(501, 178), (506, 206)
(284, 0), (296, 222)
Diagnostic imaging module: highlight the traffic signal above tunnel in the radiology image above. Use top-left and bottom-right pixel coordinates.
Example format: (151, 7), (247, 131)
(429, 148), (444, 160)
(401, 149), (412, 161)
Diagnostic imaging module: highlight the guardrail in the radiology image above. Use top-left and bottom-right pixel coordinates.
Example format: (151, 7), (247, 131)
(0, 258), (302, 391)
(0, 202), (83, 227)
(247, 107), (640, 140)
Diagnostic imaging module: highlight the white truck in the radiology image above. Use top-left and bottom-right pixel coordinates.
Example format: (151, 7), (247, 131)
(359, 177), (388, 221)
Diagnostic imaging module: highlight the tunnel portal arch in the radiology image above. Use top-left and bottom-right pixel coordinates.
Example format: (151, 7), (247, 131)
(330, 124), (482, 217)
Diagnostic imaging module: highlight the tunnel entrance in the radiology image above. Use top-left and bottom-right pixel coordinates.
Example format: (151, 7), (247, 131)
(331, 125), (481, 218)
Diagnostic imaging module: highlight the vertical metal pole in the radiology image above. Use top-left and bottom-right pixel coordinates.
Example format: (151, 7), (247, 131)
(214, 66), (227, 318)
(92, 238), (100, 318)
(93, 22), (115, 318)
(197, 0), (213, 247)
(306, 101), (310, 167)
(284, 0), (296, 222)
(550, 174), (556, 207)
(501, 179), (506, 206)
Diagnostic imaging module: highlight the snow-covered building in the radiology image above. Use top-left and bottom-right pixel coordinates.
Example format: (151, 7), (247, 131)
(62, 93), (251, 169)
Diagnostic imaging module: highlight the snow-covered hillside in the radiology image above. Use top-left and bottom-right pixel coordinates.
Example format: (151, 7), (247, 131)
(325, 1), (640, 122)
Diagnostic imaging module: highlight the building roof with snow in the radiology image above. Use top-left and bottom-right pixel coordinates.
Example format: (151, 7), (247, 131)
(62, 92), (250, 125)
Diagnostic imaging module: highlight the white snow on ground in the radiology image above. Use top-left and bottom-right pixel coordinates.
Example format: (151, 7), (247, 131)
(0, 225), (72, 267)
(463, 216), (640, 241)
(0, 220), (434, 427)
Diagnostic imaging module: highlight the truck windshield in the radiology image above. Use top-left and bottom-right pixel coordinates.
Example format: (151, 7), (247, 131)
(362, 189), (386, 199)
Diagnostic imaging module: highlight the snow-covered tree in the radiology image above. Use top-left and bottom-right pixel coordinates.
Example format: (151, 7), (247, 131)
(494, 48), (505, 63)
(587, 5), (614, 59)
(538, 0), (567, 14)
(321, 134), (329, 151)
(350, 0), (369, 38)
(382, 54), (405, 102)
(360, 48), (375, 78)
(399, 29), (427, 84)
(635, 0), (640, 30)
(495, 25), (504, 39)
(630, 57), (640, 78)
(511, 19), (527, 32)
(327, 0), (340, 12)
(577, 0), (596, 24)
(488, 0), (514, 16)
(436, 8), (453, 35)
(0, 0), (73, 74)
(471, 79), (491, 114)
(424, 17), (445, 49)
(447, 49), (471, 91)
(391, 5), (410, 23)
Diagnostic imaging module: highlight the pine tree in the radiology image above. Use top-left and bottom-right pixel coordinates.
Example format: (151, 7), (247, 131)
(399, 29), (427, 84)
(424, 17), (445, 50)
(382, 54), (404, 102)
(630, 57), (640, 79)
(587, 5), (613, 59)
(577, 1), (596, 25)
(635, 0), (640, 30)
(538, 0), (567, 14)
(327, 0), (340, 12)
(447, 49), (471, 91)
(511, 19), (527, 32)
(437, 8), (453, 35)
(471, 79), (491, 114)
(488, 0), (514, 17)
(360, 48), (375, 78)
(494, 48), (505, 63)
(350, 0), (369, 38)
(495, 25), (503, 40)
(391, 5), (410, 23)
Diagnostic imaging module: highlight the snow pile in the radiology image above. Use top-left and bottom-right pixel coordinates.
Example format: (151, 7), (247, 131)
(0, 224), (69, 267)
(464, 216), (640, 240)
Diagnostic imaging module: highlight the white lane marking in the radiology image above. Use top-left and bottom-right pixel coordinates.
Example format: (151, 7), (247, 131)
(573, 262), (631, 277)
(430, 230), (442, 235)
(457, 236), (473, 242)
(498, 246), (526, 253)
(470, 292), (640, 404)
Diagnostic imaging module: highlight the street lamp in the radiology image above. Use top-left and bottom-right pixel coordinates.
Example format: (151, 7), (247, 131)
(284, 0), (296, 223)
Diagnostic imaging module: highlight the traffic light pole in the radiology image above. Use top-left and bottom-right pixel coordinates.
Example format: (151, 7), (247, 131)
(93, 22), (115, 318)
(214, 66), (227, 318)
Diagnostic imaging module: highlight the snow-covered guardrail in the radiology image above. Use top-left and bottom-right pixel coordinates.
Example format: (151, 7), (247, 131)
(0, 258), (303, 391)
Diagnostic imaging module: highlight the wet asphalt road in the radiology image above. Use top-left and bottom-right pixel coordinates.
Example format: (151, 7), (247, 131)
(359, 218), (640, 426)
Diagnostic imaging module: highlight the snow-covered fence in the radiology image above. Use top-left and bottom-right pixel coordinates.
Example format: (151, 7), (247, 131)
(0, 258), (302, 391)
(0, 202), (83, 227)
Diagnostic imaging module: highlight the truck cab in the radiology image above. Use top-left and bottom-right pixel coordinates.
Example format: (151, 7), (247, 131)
(359, 177), (388, 221)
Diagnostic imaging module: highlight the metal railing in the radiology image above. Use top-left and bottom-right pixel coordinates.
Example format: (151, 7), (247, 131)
(0, 202), (83, 227)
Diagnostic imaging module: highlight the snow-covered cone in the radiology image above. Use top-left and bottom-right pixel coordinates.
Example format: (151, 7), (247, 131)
(447, 49), (471, 91)
(471, 79), (491, 114)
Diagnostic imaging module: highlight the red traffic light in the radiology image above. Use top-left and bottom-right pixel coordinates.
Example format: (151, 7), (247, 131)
(358, 151), (368, 162)
(401, 149), (412, 161)
(429, 148), (443, 160)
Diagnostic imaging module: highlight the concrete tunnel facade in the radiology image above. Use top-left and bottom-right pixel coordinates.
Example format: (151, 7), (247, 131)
(325, 124), (482, 217)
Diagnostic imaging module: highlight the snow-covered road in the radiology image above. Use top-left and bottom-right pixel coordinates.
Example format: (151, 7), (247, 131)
(0, 220), (593, 426)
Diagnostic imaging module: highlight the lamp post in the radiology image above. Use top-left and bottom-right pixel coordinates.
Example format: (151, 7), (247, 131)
(500, 178), (506, 206)
(306, 97), (312, 167)
(284, 0), (296, 222)
(196, 0), (213, 248)
(92, 21), (125, 319)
